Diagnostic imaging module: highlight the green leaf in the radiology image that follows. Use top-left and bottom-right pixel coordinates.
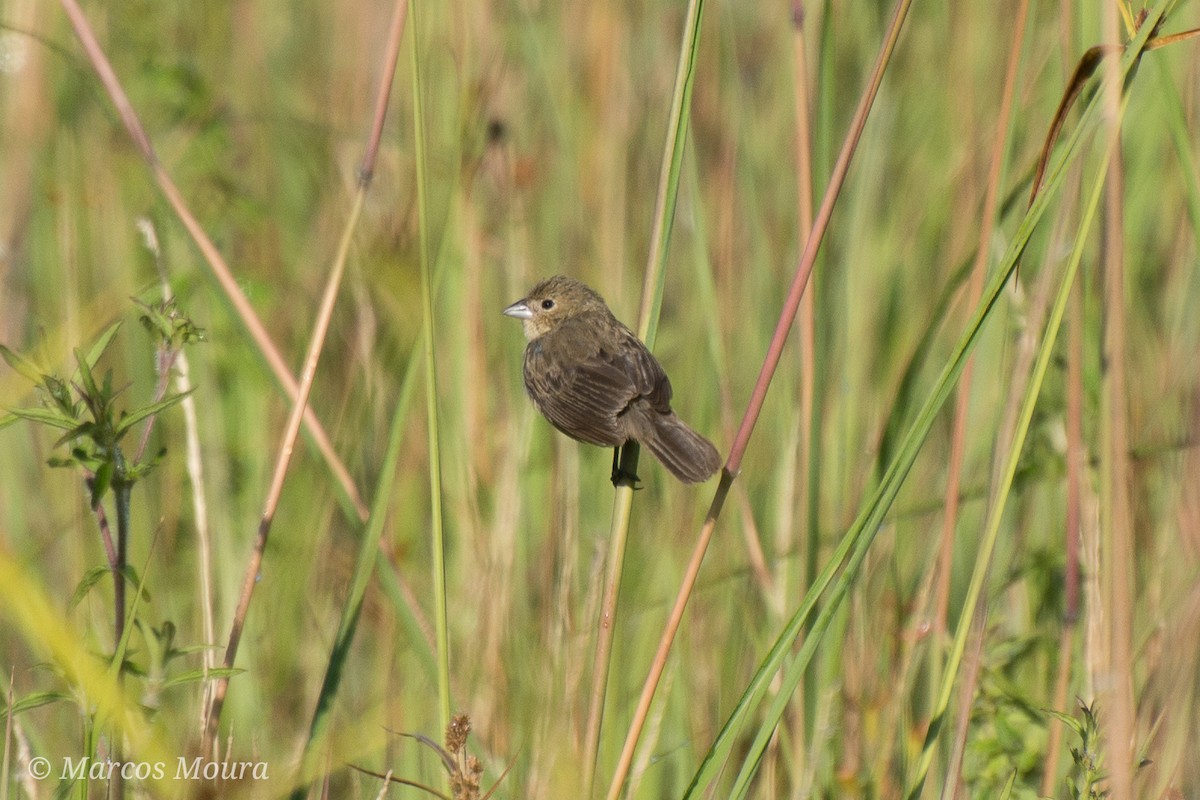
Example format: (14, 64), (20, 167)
(1044, 708), (1088, 740)
(0, 343), (44, 383)
(0, 691), (72, 718)
(53, 420), (98, 447)
(0, 413), (19, 431)
(134, 298), (173, 341)
(74, 346), (99, 399)
(162, 667), (245, 688)
(43, 375), (76, 416)
(996, 771), (1017, 800)
(6, 406), (79, 431)
(69, 566), (113, 609)
(112, 563), (151, 599)
(120, 565), (151, 602)
(110, 558), (155, 680)
(91, 460), (114, 508)
(169, 643), (223, 656)
(114, 388), (194, 438)
(155, 620), (176, 646)
(82, 321), (122, 372)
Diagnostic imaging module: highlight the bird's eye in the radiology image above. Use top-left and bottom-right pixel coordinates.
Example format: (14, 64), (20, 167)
(541, 299), (555, 310)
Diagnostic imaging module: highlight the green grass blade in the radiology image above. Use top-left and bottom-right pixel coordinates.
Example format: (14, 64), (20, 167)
(410, 0), (452, 736)
(636, 0), (705, 347)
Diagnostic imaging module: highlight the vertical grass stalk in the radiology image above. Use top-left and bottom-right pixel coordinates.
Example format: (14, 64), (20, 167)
(410, 0), (452, 734)
(583, 0), (707, 796)
(1098, 6), (1136, 794)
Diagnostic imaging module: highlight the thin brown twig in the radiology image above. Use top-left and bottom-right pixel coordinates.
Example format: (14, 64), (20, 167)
(1100, 5), (1136, 795)
(724, 0), (911, 474)
(1144, 25), (1200, 49)
(349, 764), (449, 800)
(604, 1), (915, 795)
(791, 0), (817, 601)
(358, 0), (410, 185)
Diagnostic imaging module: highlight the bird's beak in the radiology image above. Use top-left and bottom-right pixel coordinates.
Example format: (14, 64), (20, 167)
(503, 300), (533, 320)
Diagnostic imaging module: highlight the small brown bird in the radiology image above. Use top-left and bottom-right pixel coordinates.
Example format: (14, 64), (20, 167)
(503, 275), (721, 484)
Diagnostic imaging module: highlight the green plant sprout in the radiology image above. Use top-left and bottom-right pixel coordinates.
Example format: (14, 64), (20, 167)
(1, 301), (202, 799)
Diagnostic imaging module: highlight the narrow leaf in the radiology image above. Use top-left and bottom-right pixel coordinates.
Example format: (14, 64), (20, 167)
(82, 321), (122, 371)
(1, 691), (72, 718)
(0, 344), (44, 383)
(69, 566), (113, 609)
(43, 375), (76, 416)
(114, 388), (194, 438)
(400, 732), (457, 774)
(120, 565), (152, 602)
(997, 771), (1018, 800)
(161, 668), (245, 688)
(74, 346), (99, 399)
(6, 406), (78, 431)
(90, 460), (114, 508)
(53, 421), (98, 447)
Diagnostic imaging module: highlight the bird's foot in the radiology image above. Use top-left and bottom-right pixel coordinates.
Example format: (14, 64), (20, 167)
(610, 464), (642, 489)
(611, 446), (642, 489)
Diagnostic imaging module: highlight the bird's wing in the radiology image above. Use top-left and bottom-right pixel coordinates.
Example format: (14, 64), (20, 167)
(613, 325), (673, 413)
(523, 335), (631, 446)
(523, 317), (675, 446)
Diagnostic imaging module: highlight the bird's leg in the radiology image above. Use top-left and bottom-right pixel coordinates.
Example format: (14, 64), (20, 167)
(610, 441), (641, 489)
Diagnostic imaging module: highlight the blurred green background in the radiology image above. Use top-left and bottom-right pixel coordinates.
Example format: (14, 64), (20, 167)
(1, 0), (1198, 797)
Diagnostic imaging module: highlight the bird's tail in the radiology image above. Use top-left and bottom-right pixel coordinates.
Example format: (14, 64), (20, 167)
(630, 409), (722, 484)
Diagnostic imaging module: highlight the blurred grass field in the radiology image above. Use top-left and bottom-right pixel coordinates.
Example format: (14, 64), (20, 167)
(2, 0), (1199, 797)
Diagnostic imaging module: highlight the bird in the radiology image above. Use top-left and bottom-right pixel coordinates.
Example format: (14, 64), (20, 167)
(503, 275), (721, 484)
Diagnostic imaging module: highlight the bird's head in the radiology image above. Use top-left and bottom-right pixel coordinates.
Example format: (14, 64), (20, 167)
(503, 275), (608, 340)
